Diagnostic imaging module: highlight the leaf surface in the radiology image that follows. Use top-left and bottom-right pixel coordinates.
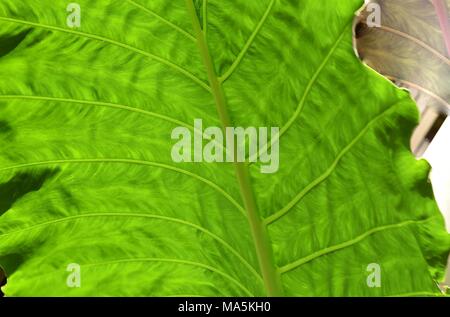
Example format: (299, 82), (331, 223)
(0, 0), (449, 296)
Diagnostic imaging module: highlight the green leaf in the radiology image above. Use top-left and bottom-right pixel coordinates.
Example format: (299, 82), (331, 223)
(0, 0), (449, 296)
(356, 0), (450, 112)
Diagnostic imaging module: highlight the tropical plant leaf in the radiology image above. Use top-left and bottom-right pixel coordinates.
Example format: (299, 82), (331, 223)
(356, 0), (450, 112)
(0, 0), (449, 296)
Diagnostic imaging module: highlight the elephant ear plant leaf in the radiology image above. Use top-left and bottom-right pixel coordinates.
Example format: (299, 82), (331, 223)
(0, 0), (449, 296)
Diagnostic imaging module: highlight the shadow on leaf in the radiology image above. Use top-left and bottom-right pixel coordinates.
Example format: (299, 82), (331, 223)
(0, 169), (59, 216)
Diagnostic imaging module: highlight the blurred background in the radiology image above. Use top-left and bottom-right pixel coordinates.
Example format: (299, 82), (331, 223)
(356, 0), (450, 291)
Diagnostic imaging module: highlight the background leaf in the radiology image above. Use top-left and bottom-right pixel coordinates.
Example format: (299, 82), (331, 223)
(356, 0), (450, 113)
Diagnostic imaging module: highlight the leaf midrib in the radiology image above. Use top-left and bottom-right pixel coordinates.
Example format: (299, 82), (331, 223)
(185, 0), (282, 296)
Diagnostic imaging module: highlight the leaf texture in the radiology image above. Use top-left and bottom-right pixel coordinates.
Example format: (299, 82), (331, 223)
(0, 0), (448, 296)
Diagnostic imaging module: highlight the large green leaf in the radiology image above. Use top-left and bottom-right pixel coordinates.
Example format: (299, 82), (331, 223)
(0, 0), (449, 296)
